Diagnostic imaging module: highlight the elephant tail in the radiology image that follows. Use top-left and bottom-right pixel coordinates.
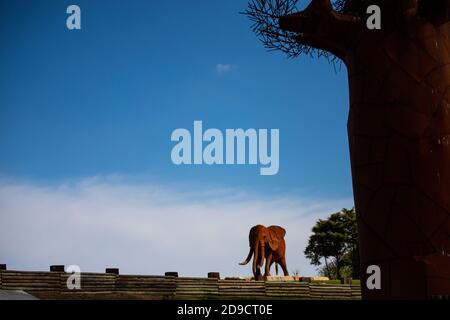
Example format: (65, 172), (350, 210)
(239, 247), (253, 265)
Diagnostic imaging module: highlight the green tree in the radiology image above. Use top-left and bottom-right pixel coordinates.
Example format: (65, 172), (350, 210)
(341, 208), (359, 279)
(304, 208), (359, 279)
(318, 254), (352, 279)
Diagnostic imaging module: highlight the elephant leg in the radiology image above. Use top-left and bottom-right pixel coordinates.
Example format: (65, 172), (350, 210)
(280, 258), (289, 276)
(264, 254), (273, 276)
(255, 268), (262, 281)
(253, 262), (262, 280)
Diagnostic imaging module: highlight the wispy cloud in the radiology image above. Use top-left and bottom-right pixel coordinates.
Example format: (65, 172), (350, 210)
(215, 63), (233, 75)
(0, 177), (352, 277)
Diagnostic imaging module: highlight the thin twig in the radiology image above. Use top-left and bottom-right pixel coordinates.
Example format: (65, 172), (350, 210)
(242, 0), (353, 62)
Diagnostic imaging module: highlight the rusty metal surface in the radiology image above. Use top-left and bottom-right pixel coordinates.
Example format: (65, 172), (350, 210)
(276, 0), (450, 299)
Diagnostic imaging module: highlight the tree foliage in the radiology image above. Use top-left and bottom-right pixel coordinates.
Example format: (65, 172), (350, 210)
(304, 207), (360, 279)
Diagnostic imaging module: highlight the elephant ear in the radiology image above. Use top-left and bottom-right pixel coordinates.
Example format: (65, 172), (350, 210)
(268, 225), (286, 239)
(267, 229), (281, 251)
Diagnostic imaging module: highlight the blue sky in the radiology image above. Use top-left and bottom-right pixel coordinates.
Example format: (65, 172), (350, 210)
(0, 1), (354, 276)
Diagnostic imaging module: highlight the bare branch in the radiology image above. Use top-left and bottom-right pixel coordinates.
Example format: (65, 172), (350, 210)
(242, 0), (360, 61)
(279, 0), (361, 60)
(243, 0), (308, 59)
(242, 0), (448, 62)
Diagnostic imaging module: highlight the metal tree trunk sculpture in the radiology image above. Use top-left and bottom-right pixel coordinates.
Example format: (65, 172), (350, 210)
(246, 0), (450, 299)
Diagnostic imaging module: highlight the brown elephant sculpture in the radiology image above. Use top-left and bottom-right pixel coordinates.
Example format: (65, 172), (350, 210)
(239, 225), (289, 280)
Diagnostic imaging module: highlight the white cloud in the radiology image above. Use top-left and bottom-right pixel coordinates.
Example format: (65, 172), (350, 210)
(0, 177), (352, 277)
(215, 63), (233, 74)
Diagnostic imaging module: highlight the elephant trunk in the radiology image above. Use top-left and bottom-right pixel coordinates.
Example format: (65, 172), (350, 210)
(258, 242), (265, 268)
(239, 247), (253, 266)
